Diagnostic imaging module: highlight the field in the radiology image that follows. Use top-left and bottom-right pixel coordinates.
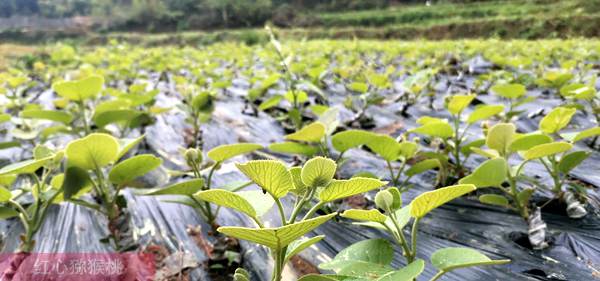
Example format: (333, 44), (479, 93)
(1, 37), (600, 281)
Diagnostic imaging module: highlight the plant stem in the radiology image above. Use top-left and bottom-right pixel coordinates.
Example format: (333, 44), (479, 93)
(78, 100), (90, 135)
(274, 198), (287, 226)
(410, 218), (420, 261)
(429, 271), (446, 281)
(302, 201), (324, 221)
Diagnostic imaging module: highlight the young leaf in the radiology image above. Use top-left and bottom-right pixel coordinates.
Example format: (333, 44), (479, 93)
(301, 157), (336, 187)
(65, 133), (119, 170)
(62, 166), (92, 200)
(479, 194), (509, 207)
(269, 142), (319, 156)
(195, 189), (257, 219)
(0, 186), (12, 202)
(237, 190), (275, 217)
(490, 83), (526, 99)
(218, 213), (336, 250)
(139, 179), (204, 196)
(236, 160), (293, 198)
(431, 247), (510, 271)
(319, 238), (393, 271)
(117, 135), (144, 160)
(52, 75), (104, 101)
(0, 156), (52, 175)
(539, 107), (576, 134)
(376, 259), (425, 281)
(285, 122), (326, 143)
(405, 159), (440, 177)
(285, 235), (325, 262)
(486, 123), (516, 155)
(458, 158), (507, 188)
(258, 95), (283, 111)
(20, 109), (73, 124)
(447, 95), (475, 115)
(108, 154), (162, 185)
(523, 142), (572, 160)
(289, 167), (308, 195)
(319, 177), (387, 203)
(411, 184), (476, 218)
(509, 134), (552, 152)
(467, 105), (504, 124)
(207, 143), (262, 162)
(340, 209), (387, 223)
(331, 130), (377, 153)
(558, 151), (590, 174)
(562, 127), (600, 143)
(365, 134), (403, 162)
(410, 122), (454, 139)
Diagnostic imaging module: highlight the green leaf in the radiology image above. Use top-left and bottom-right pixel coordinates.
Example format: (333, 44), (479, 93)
(376, 259), (425, 281)
(470, 147), (499, 158)
(365, 134), (403, 162)
(517, 188), (534, 207)
(467, 105), (504, 124)
(523, 142), (573, 160)
(349, 82), (368, 94)
(237, 190), (275, 217)
(108, 154), (162, 185)
(301, 157), (337, 187)
(319, 177), (387, 203)
(447, 95), (474, 115)
(478, 194), (509, 207)
(258, 95), (283, 111)
(0, 114), (10, 124)
(340, 209), (387, 223)
(207, 143), (262, 162)
(0, 206), (18, 219)
(0, 186), (12, 202)
(331, 130), (377, 153)
(486, 123), (516, 154)
(405, 159), (440, 177)
(491, 83), (526, 99)
(20, 109), (73, 124)
(431, 247), (510, 271)
(218, 213), (336, 250)
(558, 151), (590, 173)
(458, 158), (507, 188)
(139, 179), (204, 196)
(289, 167), (308, 195)
(285, 235), (325, 262)
(285, 122), (326, 143)
(411, 184), (476, 218)
(117, 135), (144, 160)
(236, 160), (293, 198)
(269, 142), (319, 156)
(65, 133), (119, 170)
(52, 75), (104, 101)
(62, 166), (92, 200)
(416, 116), (446, 125)
(509, 134), (552, 152)
(410, 122), (454, 139)
(195, 189), (256, 219)
(0, 156), (52, 175)
(93, 109), (142, 128)
(562, 127), (600, 143)
(297, 275), (337, 281)
(461, 139), (486, 156)
(539, 107), (576, 134)
(192, 92), (213, 112)
(320, 238), (393, 271)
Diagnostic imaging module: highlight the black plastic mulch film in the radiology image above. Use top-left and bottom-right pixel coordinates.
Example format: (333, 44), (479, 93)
(0, 57), (599, 281)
